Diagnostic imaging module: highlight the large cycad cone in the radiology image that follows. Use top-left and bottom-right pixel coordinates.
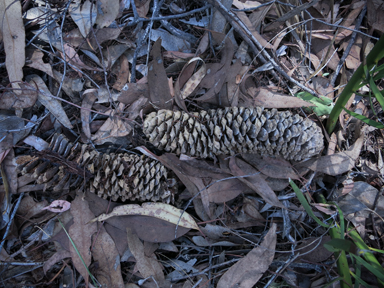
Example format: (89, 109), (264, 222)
(17, 134), (172, 203)
(143, 107), (323, 161)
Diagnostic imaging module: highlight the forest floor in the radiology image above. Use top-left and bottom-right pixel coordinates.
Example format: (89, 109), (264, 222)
(0, 0), (384, 287)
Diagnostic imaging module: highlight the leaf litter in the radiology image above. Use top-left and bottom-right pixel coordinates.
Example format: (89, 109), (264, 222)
(0, 0), (384, 287)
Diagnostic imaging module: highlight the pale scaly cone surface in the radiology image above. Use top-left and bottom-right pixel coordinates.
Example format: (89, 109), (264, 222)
(143, 107), (324, 161)
(17, 134), (172, 203)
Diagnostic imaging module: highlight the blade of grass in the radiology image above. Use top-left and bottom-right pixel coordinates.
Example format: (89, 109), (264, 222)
(348, 228), (384, 288)
(58, 218), (99, 287)
(326, 34), (384, 134)
(343, 108), (384, 129)
(351, 254), (384, 282)
(289, 180), (330, 228)
(316, 193), (353, 288)
(369, 76), (384, 109)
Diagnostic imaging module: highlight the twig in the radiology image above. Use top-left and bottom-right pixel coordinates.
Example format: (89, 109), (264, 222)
(54, 0), (72, 101)
(330, 5), (367, 87)
(207, 0), (318, 96)
(160, 18), (198, 44)
(130, 0), (162, 82)
(0, 193), (25, 255)
(121, 5), (211, 27)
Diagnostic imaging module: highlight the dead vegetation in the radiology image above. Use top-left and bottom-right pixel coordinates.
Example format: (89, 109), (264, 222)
(0, 0), (384, 287)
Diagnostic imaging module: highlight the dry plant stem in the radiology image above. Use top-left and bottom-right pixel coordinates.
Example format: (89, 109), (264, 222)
(330, 5), (367, 87)
(272, 0), (319, 25)
(122, 5), (211, 27)
(207, 0), (318, 96)
(130, 0), (162, 82)
(0, 193), (24, 254)
(55, 0), (72, 99)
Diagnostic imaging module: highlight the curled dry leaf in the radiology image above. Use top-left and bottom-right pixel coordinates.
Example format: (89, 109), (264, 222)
(91, 106), (133, 145)
(23, 135), (49, 151)
(90, 202), (199, 231)
(26, 49), (54, 78)
(42, 200), (71, 213)
(180, 57), (206, 99)
(80, 89), (97, 140)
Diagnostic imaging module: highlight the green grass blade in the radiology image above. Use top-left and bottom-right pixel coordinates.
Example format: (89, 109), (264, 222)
(58, 218), (99, 287)
(289, 180), (330, 228)
(343, 108), (384, 129)
(351, 254), (384, 281)
(326, 34), (384, 134)
(369, 76), (384, 109)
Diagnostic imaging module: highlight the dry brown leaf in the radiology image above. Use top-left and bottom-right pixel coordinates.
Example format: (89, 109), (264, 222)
(86, 192), (191, 243)
(367, 0), (384, 34)
(241, 86), (313, 108)
(43, 250), (71, 274)
(148, 39), (173, 110)
(296, 133), (364, 176)
(92, 226), (124, 287)
(135, 0), (151, 17)
(26, 49), (54, 78)
(90, 202), (199, 230)
(229, 157), (284, 208)
(163, 51), (195, 59)
(235, 11), (273, 50)
(0, 0), (25, 91)
(242, 154), (300, 180)
(69, 193), (97, 286)
(81, 89), (97, 140)
(91, 105), (132, 144)
(1, 149), (16, 195)
(62, 43), (101, 72)
(217, 224), (277, 287)
(0, 86), (37, 110)
(117, 83), (149, 104)
(295, 236), (332, 263)
(27, 75), (73, 129)
(180, 57), (206, 99)
(157, 153), (252, 210)
(52, 69), (84, 98)
(232, 0), (262, 9)
(194, 37), (243, 107)
(18, 195), (48, 224)
(42, 200), (71, 213)
(126, 227), (165, 282)
(95, 0), (119, 28)
(69, 0), (96, 38)
(64, 27), (123, 50)
(112, 54), (130, 91)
